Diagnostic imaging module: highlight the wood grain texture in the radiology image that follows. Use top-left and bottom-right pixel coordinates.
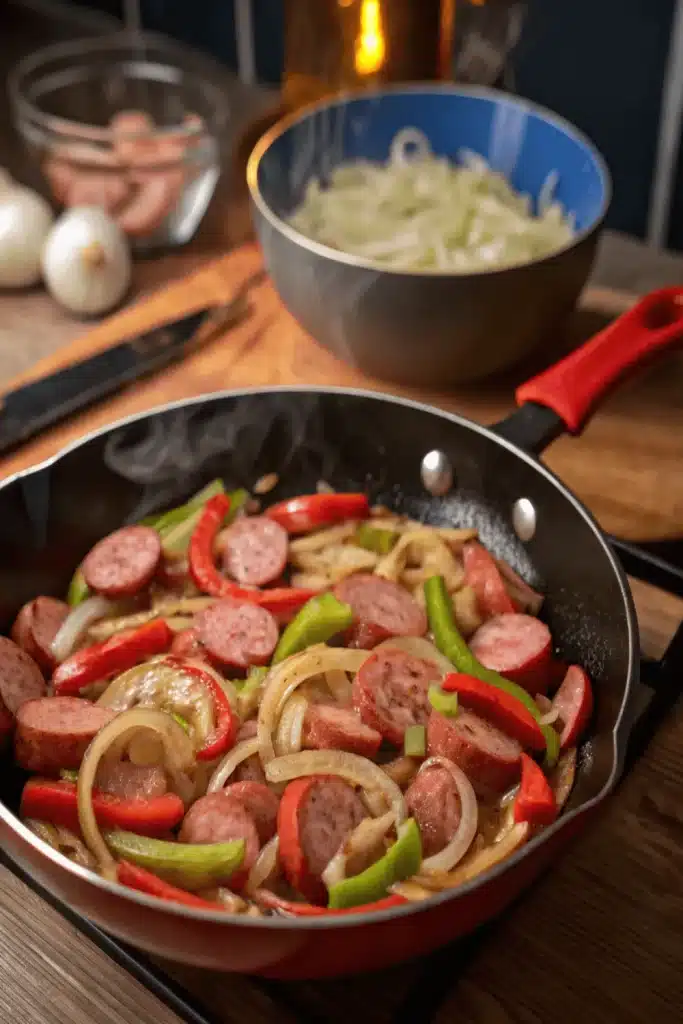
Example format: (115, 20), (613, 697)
(1, 245), (683, 1023)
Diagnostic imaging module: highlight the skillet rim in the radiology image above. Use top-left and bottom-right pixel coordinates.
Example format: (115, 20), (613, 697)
(0, 385), (638, 931)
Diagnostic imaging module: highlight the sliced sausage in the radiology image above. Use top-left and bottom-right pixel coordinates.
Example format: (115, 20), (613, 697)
(170, 628), (206, 661)
(352, 647), (439, 747)
(220, 781), (279, 844)
(195, 600), (278, 669)
(110, 110), (156, 164)
(551, 665), (593, 749)
(220, 516), (289, 587)
(233, 753), (267, 786)
(116, 170), (183, 238)
(15, 696), (115, 773)
(463, 541), (516, 617)
(179, 791), (259, 886)
(95, 761), (168, 800)
(405, 765), (461, 857)
(278, 775), (366, 904)
(0, 636), (47, 715)
(65, 171), (130, 213)
(82, 526), (162, 598)
(335, 574), (427, 641)
(427, 710), (521, 796)
(469, 613), (552, 695)
(303, 704), (382, 758)
(11, 597), (69, 674)
(43, 156), (76, 205)
(346, 620), (388, 651)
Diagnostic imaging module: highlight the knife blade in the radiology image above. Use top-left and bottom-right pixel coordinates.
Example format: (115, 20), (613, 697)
(0, 268), (265, 458)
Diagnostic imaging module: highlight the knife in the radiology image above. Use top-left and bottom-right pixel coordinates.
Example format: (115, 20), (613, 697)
(0, 268), (266, 458)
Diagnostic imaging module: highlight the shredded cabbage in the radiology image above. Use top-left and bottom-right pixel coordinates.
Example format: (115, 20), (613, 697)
(289, 128), (574, 272)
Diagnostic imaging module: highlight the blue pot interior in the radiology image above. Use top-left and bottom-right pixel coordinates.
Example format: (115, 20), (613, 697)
(255, 89), (609, 235)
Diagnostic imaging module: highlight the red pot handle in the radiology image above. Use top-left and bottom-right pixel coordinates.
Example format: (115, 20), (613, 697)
(516, 287), (683, 433)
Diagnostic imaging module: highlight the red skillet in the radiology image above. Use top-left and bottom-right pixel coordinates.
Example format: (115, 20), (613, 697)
(0, 287), (682, 977)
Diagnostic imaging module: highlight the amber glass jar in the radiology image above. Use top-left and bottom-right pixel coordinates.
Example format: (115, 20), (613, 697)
(282, 0), (456, 110)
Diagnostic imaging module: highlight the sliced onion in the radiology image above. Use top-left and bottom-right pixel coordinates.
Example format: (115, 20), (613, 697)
(207, 737), (260, 793)
(412, 821), (530, 891)
(362, 789), (389, 817)
(127, 732), (165, 766)
(51, 596), (116, 662)
(77, 708), (195, 872)
(539, 708), (560, 726)
(418, 757), (479, 875)
(96, 662), (172, 711)
(265, 750), (406, 829)
(376, 636), (453, 677)
(389, 880), (433, 902)
(289, 522), (358, 553)
(274, 694), (308, 757)
(257, 646), (370, 765)
(321, 810), (394, 890)
(245, 835), (280, 894)
(325, 669), (352, 704)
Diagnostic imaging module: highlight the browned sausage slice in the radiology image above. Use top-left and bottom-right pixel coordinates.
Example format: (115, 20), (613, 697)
(11, 597), (69, 674)
(195, 600), (278, 669)
(95, 761), (168, 800)
(179, 791), (259, 886)
(352, 647), (439, 746)
(427, 710), (521, 796)
(0, 636), (47, 715)
(15, 696), (115, 773)
(335, 574), (427, 641)
(220, 781), (279, 844)
(303, 704), (382, 758)
(469, 613), (552, 695)
(278, 775), (366, 903)
(220, 516), (289, 587)
(82, 526), (162, 597)
(405, 765), (461, 857)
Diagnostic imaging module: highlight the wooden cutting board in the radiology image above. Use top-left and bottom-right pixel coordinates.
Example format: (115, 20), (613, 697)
(2, 242), (683, 547)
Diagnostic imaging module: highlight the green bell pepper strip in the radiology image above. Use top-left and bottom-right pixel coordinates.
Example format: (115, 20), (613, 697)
(272, 593), (354, 664)
(67, 568), (90, 607)
(105, 830), (245, 891)
(404, 724), (426, 757)
(327, 818), (422, 910)
(171, 712), (191, 734)
(541, 723), (560, 769)
(428, 684), (460, 718)
(355, 523), (398, 555)
(424, 575), (554, 757)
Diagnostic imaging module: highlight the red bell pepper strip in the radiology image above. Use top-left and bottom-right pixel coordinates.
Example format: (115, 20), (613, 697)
(188, 494), (317, 615)
(442, 672), (546, 751)
(254, 889), (406, 917)
(513, 753), (558, 827)
(52, 619), (173, 696)
(265, 493), (370, 535)
(551, 664), (593, 749)
(117, 861), (223, 909)
(20, 778), (184, 837)
(163, 656), (238, 762)
(462, 541), (516, 617)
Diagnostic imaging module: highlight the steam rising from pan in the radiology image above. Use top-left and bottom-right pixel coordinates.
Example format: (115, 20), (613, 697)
(103, 393), (390, 522)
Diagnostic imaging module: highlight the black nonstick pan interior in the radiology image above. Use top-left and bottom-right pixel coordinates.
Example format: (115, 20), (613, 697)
(0, 388), (636, 822)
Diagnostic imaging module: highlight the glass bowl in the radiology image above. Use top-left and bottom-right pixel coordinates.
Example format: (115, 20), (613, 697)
(9, 32), (229, 251)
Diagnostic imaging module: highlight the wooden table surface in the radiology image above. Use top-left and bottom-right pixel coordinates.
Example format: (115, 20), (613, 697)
(2, 243), (683, 1023)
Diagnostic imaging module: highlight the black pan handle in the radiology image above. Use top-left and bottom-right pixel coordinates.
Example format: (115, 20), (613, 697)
(492, 286), (683, 455)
